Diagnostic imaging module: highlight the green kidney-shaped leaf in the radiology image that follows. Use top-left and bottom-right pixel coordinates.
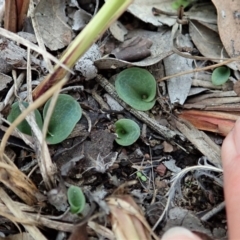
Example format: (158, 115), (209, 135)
(115, 67), (156, 111)
(43, 94), (82, 144)
(211, 66), (230, 86)
(7, 102), (43, 135)
(67, 185), (86, 214)
(115, 119), (140, 146)
(172, 0), (191, 10)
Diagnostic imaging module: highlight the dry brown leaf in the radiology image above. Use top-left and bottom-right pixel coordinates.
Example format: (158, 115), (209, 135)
(212, 0), (240, 70)
(107, 195), (159, 240)
(127, 0), (176, 27)
(164, 33), (194, 105)
(189, 21), (228, 61)
(34, 0), (72, 50)
(95, 29), (172, 69)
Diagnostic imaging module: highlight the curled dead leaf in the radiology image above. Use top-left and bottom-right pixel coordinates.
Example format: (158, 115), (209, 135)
(107, 195), (159, 240)
(212, 0), (240, 70)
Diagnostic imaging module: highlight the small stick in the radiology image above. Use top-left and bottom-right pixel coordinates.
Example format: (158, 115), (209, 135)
(201, 201), (225, 221)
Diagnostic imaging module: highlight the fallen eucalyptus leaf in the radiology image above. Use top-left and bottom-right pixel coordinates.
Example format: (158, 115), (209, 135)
(189, 20), (238, 70)
(212, 0), (240, 70)
(111, 36), (152, 62)
(164, 34), (193, 105)
(187, 2), (217, 24)
(95, 29), (172, 69)
(127, 0), (176, 26)
(34, 0), (72, 50)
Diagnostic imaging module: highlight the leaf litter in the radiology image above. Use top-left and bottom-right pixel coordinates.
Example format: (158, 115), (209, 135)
(0, 0), (239, 239)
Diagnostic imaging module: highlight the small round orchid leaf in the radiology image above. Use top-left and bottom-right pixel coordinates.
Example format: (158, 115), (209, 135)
(172, 0), (191, 10)
(67, 185), (86, 214)
(211, 66), (230, 86)
(140, 175), (147, 182)
(43, 94), (82, 144)
(115, 67), (156, 111)
(7, 102), (43, 135)
(115, 119), (140, 146)
(136, 171), (142, 178)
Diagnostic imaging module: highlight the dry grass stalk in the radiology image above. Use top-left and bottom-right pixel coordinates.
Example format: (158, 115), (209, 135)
(88, 221), (115, 240)
(107, 195), (159, 240)
(0, 187), (47, 240)
(0, 154), (42, 205)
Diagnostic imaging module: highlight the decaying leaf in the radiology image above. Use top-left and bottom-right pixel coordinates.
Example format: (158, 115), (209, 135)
(107, 195), (159, 240)
(127, 0), (176, 27)
(34, 0), (72, 50)
(187, 2), (217, 24)
(212, 0), (240, 70)
(189, 20), (238, 70)
(95, 29), (172, 69)
(164, 34), (194, 105)
(0, 37), (43, 73)
(111, 36), (152, 62)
